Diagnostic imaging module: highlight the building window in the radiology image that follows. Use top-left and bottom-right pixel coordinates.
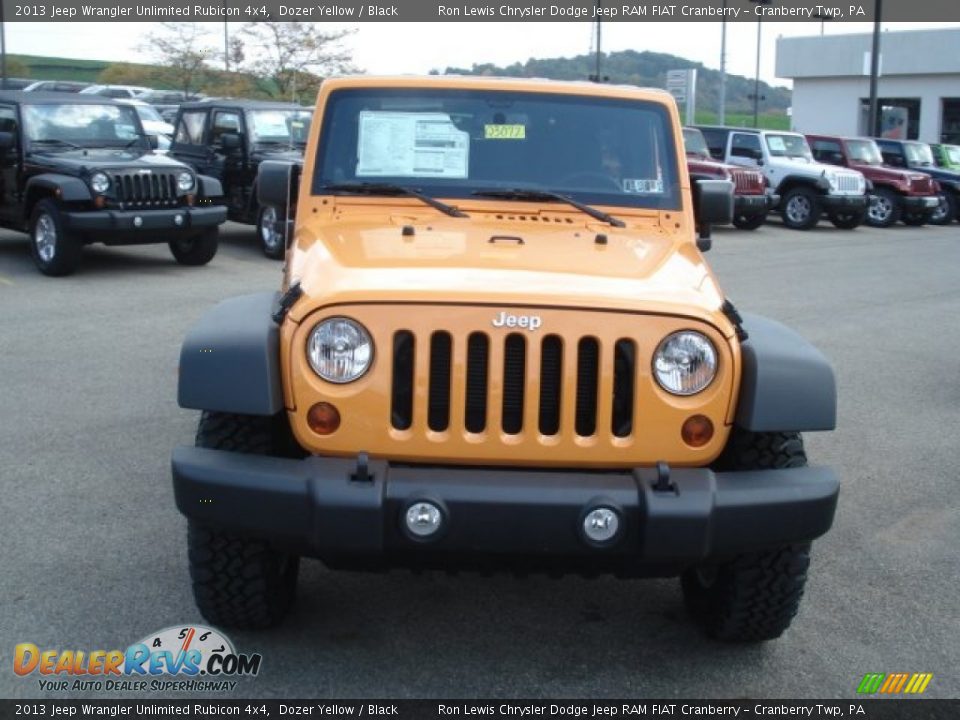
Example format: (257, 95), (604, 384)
(859, 98), (920, 140)
(942, 99), (960, 144)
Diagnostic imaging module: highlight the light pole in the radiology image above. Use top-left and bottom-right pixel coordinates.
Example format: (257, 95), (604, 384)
(0, 1), (6, 88)
(223, 0), (229, 72)
(867, 0), (883, 137)
(750, 0), (772, 128)
(719, 0), (727, 125)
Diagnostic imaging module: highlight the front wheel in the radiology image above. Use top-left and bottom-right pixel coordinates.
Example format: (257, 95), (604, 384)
(828, 208), (865, 230)
(780, 187), (821, 230)
(929, 192), (957, 225)
(169, 227), (219, 266)
(732, 212), (767, 231)
(901, 211), (929, 227)
(257, 205), (286, 260)
(865, 188), (902, 228)
(29, 199), (83, 276)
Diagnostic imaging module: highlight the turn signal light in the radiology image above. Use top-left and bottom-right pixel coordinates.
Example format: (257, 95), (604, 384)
(681, 414), (714, 447)
(307, 402), (341, 435)
(94, 196), (106, 209)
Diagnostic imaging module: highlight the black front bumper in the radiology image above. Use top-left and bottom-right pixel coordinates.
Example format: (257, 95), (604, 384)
(821, 195), (869, 210)
(901, 195), (941, 211)
(734, 193), (778, 215)
(63, 206), (226, 243)
(172, 447), (839, 573)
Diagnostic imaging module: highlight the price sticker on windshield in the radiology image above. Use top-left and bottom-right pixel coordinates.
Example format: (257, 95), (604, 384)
(485, 124), (526, 140)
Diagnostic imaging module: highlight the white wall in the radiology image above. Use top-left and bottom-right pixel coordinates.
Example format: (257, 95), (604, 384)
(790, 75), (960, 142)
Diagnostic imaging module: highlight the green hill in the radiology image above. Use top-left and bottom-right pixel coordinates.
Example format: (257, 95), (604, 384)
(439, 49), (792, 127)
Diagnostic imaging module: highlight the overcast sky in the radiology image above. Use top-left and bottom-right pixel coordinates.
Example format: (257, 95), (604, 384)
(6, 21), (957, 87)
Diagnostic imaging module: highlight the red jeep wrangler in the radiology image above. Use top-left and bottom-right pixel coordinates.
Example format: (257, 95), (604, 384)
(683, 127), (774, 230)
(806, 135), (940, 228)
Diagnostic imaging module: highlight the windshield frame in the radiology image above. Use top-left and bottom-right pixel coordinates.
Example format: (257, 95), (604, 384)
(245, 108), (312, 146)
(765, 133), (813, 160)
(22, 102), (147, 151)
(312, 87), (682, 212)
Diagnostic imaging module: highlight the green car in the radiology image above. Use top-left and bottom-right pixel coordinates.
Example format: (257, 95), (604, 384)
(932, 143), (960, 171)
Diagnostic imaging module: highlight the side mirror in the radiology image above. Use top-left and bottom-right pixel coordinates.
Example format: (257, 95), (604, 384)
(258, 160), (301, 245)
(693, 179), (734, 252)
(219, 132), (242, 152)
(0, 131), (15, 151)
(147, 134), (159, 150)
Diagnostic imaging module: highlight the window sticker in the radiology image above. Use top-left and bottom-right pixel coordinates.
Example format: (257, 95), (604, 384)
(250, 111), (288, 137)
(357, 111), (469, 178)
(622, 178), (665, 194)
(766, 136), (787, 153)
(484, 124), (526, 140)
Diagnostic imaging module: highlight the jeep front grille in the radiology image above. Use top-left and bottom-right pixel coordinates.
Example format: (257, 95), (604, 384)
(391, 330), (639, 439)
(729, 168), (764, 194)
(834, 174), (863, 194)
(112, 171), (179, 207)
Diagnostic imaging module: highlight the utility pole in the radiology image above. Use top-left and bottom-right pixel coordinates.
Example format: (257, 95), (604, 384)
(223, 0), (230, 72)
(867, 0), (883, 136)
(0, 1), (7, 88)
(750, 0), (771, 128)
(719, 0), (727, 125)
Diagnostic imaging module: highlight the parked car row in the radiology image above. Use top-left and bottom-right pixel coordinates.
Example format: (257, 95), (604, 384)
(683, 125), (960, 230)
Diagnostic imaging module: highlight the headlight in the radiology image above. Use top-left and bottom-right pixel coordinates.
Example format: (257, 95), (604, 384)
(653, 331), (718, 396)
(90, 172), (110, 194)
(825, 171), (839, 190)
(307, 317), (373, 384)
(177, 171), (194, 191)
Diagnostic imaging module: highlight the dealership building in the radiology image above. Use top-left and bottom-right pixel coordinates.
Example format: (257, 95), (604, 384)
(776, 27), (960, 144)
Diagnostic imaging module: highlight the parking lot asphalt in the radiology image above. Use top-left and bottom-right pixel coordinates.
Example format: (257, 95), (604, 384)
(1, 218), (958, 700)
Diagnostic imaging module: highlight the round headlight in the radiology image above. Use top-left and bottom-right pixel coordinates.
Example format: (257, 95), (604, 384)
(307, 318), (373, 384)
(90, 172), (110, 194)
(177, 171), (194, 191)
(653, 331), (718, 396)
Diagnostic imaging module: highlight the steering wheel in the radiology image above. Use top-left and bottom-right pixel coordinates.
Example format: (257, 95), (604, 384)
(556, 171), (622, 192)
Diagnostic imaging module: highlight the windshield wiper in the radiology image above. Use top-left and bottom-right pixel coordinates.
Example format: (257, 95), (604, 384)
(472, 187), (625, 228)
(30, 138), (82, 151)
(321, 182), (468, 218)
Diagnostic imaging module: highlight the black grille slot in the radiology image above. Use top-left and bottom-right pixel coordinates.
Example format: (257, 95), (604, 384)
(427, 332), (452, 432)
(501, 334), (526, 434)
(464, 333), (489, 433)
(538, 335), (563, 435)
(112, 171), (178, 206)
(575, 337), (599, 436)
(612, 339), (635, 438)
(391, 331), (415, 430)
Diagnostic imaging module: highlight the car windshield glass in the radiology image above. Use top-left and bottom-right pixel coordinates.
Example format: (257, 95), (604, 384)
(845, 139), (883, 165)
(682, 128), (710, 157)
(248, 109), (312, 145)
(23, 103), (141, 147)
(945, 146), (960, 163)
(904, 142), (934, 166)
(314, 87), (681, 211)
(135, 104), (165, 124)
(765, 134), (812, 159)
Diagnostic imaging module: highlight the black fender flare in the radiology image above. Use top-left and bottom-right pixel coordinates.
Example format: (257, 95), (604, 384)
(24, 174), (92, 214)
(178, 292), (284, 416)
(735, 313), (837, 432)
(776, 174), (830, 195)
(196, 174), (223, 199)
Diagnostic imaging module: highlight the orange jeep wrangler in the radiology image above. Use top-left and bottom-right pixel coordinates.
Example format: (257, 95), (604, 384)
(173, 76), (838, 642)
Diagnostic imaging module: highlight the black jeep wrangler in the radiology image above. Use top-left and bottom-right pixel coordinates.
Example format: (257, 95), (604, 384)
(0, 91), (226, 276)
(169, 99), (311, 259)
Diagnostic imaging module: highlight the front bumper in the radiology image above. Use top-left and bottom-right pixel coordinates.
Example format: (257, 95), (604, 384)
(734, 193), (778, 215)
(821, 194), (869, 210)
(172, 447), (839, 573)
(902, 195), (941, 210)
(63, 206), (227, 242)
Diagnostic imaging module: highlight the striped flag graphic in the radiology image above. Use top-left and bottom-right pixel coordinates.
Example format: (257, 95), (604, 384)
(857, 673), (933, 694)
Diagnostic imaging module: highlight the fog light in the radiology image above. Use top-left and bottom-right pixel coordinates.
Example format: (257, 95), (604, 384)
(405, 502), (443, 538)
(174, 214), (184, 226)
(133, 216), (143, 227)
(306, 402), (340, 435)
(681, 414), (714, 448)
(583, 507), (620, 544)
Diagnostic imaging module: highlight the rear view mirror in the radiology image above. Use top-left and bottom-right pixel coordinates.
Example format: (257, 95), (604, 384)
(693, 179), (734, 252)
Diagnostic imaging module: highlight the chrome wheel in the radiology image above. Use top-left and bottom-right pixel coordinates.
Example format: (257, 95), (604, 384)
(259, 206), (281, 252)
(785, 195), (812, 224)
(930, 195), (949, 224)
(868, 196), (893, 224)
(34, 213), (57, 263)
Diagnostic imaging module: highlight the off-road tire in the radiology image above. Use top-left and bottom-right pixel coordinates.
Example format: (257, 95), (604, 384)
(900, 212), (928, 227)
(29, 199), (83, 276)
(929, 192), (957, 226)
(682, 429), (812, 642)
(865, 188), (902, 228)
(169, 227), (219, 266)
(780, 187), (821, 230)
(257, 205), (286, 260)
(187, 411), (301, 629)
(732, 212), (767, 231)
(828, 209), (865, 230)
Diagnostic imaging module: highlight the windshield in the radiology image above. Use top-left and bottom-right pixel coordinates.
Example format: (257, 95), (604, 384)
(765, 134), (812, 160)
(904, 142), (934, 166)
(682, 128), (710, 157)
(846, 139), (883, 165)
(23, 103), (141, 147)
(314, 88), (681, 210)
(134, 104), (165, 124)
(945, 145), (960, 164)
(247, 109), (312, 145)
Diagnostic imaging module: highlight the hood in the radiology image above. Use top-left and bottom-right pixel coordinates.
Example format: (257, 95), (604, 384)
(27, 147), (190, 174)
(286, 211), (728, 331)
(849, 161), (916, 183)
(141, 120), (174, 136)
(686, 155), (730, 177)
(911, 164), (960, 184)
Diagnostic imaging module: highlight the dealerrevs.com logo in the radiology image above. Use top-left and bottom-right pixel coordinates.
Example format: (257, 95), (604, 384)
(13, 625), (261, 693)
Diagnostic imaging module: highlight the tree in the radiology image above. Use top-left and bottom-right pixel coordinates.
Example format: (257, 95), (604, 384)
(143, 23), (215, 95)
(238, 22), (358, 101)
(4, 57), (30, 79)
(98, 63), (162, 88)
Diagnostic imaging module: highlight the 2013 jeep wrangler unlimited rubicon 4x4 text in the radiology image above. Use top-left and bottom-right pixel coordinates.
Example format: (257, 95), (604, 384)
(173, 77), (839, 642)
(0, 91), (226, 276)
